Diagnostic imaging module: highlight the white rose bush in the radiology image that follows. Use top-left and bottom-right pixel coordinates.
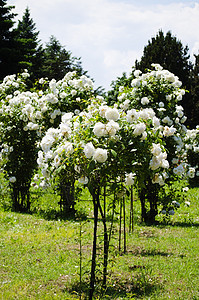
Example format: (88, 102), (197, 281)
(185, 126), (199, 186)
(116, 63), (191, 222)
(0, 70), (94, 211)
(1, 65), (192, 218)
(37, 71), (94, 130)
(0, 71), (43, 211)
(36, 85), (179, 296)
(0, 65), (197, 297)
(37, 72), (95, 213)
(37, 94), (173, 200)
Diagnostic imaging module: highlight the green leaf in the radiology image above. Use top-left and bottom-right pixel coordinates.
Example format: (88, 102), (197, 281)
(111, 149), (117, 158)
(88, 160), (95, 171)
(109, 140), (115, 148)
(110, 182), (118, 192)
(126, 189), (130, 197)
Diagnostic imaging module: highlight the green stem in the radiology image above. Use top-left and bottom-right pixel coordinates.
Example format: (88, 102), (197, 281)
(123, 197), (127, 253)
(89, 187), (99, 300)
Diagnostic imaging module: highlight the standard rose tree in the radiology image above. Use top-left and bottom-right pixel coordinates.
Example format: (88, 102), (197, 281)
(0, 70), (94, 211)
(0, 71), (43, 211)
(0, 66), (197, 297)
(34, 65), (195, 223)
(116, 64), (190, 222)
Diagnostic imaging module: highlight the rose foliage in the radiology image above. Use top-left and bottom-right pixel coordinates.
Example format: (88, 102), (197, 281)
(0, 64), (197, 219)
(37, 65), (197, 221)
(0, 71), (94, 211)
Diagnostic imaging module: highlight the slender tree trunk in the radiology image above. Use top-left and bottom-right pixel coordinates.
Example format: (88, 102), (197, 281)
(79, 220), (82, 300)
(59, 180), (75, 215)
(119, 198), (122, 253)
(108, 191), (116, 245)
(96, 186), (109, 290)
(148, 181), (158, 224)
(89, 188), (99, 300)
(102, 186), (108, 288)
(139, 188), (147, 223)
(26, 190), (30, 211)
(12, 184), (31, 212)
(148, 193), (158, 224)
(12, 186), (19, 212)
(123, 197), (127, 253)
(129, 186), (134, 233)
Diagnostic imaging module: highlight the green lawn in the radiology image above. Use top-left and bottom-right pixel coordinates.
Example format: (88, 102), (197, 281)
(0, 187), (199, 299)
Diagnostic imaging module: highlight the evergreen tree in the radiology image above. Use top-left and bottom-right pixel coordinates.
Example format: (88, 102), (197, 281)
(189, 54), (199, 127)
(15, 7), (44, 81)
(0, 0), (18, 80)
(106, 72), (134, 105)
(42, 35), (85, 80)
(135, 30), (192, 84)
(135, 30), (194, 126)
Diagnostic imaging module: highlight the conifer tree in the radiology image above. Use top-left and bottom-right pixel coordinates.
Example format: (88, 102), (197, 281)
(189, 54), (199, 127)
(135, 30), (192, 84)
(135, 30), (194, 126)
(15, 7), (44, 81)
(0, 0), (18, 80)
(42, 35), (84, 80)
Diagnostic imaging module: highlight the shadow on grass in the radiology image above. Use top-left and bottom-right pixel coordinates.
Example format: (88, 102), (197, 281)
(154, 221), (199, 228)
(170, 221), (199, 228)
(66, 273), (162, 299)
(31, 208), (67, 220)
(138, 218), (199, 229)
(31, 207), (86, 221)
(128, 247), (174, 258)
(32, 207), (120, 223)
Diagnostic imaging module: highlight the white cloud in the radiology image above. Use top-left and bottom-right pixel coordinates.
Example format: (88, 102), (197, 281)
(11, 0), (199, 90)
(191, 41), (199, 57)
(102, 49), (141, 89)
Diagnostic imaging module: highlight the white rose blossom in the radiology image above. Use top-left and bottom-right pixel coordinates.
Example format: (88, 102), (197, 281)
(99, 105), (108, 118)
(106, 120), (120, 137)
(151, 143), (162, 156)
(93, 148), (108, 163)
(84, 142), (95, 158)
(105, 107), (120, 121)
(93, 122), (107, 137)
(187, 167), (195, 178)
(134, 70), (142, 77)
(152, 173), (165, 186)
(173, 164), (185, 176)
(125, 172), (136, 186)
(133, 123), (146, 136)
(149, 151), (169, 170)
(78, 176), (89, 184)
(126, 109), (138, 123)
(141, 97), (150, 105)
(59, 123), (72, 136)
(9, 176), (16, 183)
(163, 126), (176, 137)
(54, 155), (61, 168)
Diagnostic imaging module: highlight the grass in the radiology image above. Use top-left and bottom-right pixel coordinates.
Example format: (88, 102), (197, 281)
(0, 187), (199, 299)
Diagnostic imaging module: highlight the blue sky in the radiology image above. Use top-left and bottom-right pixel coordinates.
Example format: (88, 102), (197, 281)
(10, 0), (199, 90)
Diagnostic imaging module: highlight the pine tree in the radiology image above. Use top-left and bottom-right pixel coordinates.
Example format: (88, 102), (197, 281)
(135, 30), (192, 85)
(107, 31), (195, 126)
(0, 0), (18, 80)
(42, 35), (84, 80)
(189, 54), (199, 127)
(135, 30), (194, 127)
(15, 7), (44, 81)
(106, 72), (134, 105)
